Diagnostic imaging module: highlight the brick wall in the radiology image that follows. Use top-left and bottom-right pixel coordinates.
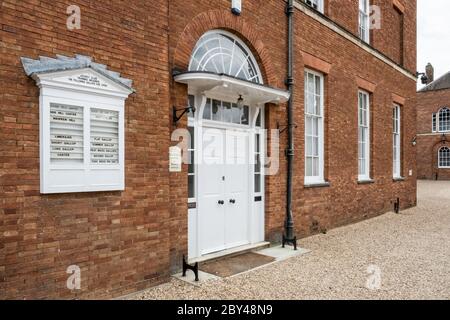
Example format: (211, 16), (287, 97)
(169, 0), (417, 241)
(1, 0), (417, 299)
(327, 0), (416, 72)
(1, 0), (171, 299)
(416, 88), (450, 180)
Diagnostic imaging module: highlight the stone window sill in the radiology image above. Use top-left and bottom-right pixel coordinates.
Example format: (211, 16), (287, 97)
(304, 182), (331, 189)
(358, 179), (375, 185)
(393, 177), (405, 182)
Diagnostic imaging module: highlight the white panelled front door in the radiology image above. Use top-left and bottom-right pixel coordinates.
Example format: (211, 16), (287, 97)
(198, 127), (250, 255)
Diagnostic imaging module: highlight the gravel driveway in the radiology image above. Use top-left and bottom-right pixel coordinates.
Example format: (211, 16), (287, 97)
(129, 180), (450, 300)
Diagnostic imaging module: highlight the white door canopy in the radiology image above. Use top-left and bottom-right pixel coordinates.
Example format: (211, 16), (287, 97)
(175, 30), (290, 105)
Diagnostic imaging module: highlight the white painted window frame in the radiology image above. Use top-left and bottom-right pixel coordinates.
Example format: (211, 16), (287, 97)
(393, 104), (402, 178)
(187, 95), (196, 203)
(359, 0), (370, 43)
(438, 146), (450, 169)
(304, 0), (324, 13)
(432, 112), (437, 132)
(189, 30), (263, 84)
(304, 69), (325, 185)
(358, 90), (371, 181)
(437, 107), (450, 133)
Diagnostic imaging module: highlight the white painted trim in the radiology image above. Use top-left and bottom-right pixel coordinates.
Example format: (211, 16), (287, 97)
(293, 1), (417, 81)
(175, 72), (290, 105)
(358, 90), (371, 181)
(304, 69), (325, 185)
(32, 68), (133, 98)
(33, 68), (131, 194)
(434, 107), (450, 133)
(438, 146), (450, 169)
(393, 104), (402, 178)
(189, 29), (264, 85)
(358, 0), (371, 44)
(188, 96), (266, 259)
(417, 133), (450, 137)
(304, 0), (324, 13)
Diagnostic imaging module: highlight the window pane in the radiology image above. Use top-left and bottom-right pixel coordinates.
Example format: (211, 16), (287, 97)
(188, 126), (194, 150)
(439, 108), (450, 131)
(313, 117), (319, 136)
(306, 136), (313, 156)
(190, 32), (262, 83)
(222, 102), (232, 123)
(432, 113), (437, 132)
(306, 116), (313, 135)
(254, 174), (261, 193)
(241, 106), (249, 125)
(307, 91), (314, 114)
(188, 95), (195, 118)
(313, 157), (319, 176)
(315, 75), (321, 96)
(255, 134), (260, 153)
(360, 159), (366, 175)
(256, 110), (261, 127)
(203, 99), (211, 120)
(255, 154), (261, 173)
(231, 103), (241, 124)
(315, 94), (321, 116)
(363, 108), (367, 127)
(306, 157), (313, 176)
(189, 32), (261, 83)
(439, 147), (450, 167)
(188, 175), (195, 198)
(308, 73), (314, 93)
(188, 151), (195, 174)
(313, 137), (319, 156)
(212, 100), (222, 121)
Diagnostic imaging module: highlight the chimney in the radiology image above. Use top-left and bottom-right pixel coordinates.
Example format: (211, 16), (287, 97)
(425, 63), (434, 84)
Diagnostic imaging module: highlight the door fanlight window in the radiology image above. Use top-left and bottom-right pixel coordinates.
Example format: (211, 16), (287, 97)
(203, 98), (250, 125)
(189, 31), (263, 84)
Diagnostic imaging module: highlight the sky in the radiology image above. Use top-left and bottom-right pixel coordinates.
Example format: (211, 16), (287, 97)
(417, 0), (450, 87)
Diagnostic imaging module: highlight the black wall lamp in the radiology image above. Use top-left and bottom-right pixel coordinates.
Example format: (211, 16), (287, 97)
(416, 72), (428, 85)
(173, 105), (195, 125)
(237, 94), (244, 109)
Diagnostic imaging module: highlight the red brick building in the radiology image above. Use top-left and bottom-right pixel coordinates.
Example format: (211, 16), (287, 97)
(1, 0), (417, 299)
(417, 65), (450, 180)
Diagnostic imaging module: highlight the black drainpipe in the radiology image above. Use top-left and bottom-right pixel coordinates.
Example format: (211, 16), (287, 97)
(282, 0), (297, 250)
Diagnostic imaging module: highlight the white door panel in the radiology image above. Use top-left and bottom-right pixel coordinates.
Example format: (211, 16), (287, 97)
(225, 131), (249, 248)
(198, 129), (226, 254)
(198, 127), (251, 256)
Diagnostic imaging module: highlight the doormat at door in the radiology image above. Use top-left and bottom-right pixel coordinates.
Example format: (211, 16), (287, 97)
(199, 252), (276, 278)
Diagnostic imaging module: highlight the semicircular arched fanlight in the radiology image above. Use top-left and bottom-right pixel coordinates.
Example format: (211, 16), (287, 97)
(189, 30), (263, 84)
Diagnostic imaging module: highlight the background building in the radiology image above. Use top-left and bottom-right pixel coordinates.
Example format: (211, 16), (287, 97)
(0, 0), (417, 299)
(417, 64), (450, 180)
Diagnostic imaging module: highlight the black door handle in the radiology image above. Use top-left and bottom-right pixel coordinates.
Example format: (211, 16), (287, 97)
(229, 199), (236, 204)
(218, 200), (225, 205)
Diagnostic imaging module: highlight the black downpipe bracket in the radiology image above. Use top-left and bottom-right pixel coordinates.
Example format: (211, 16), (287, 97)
(282, 0), (297, 251)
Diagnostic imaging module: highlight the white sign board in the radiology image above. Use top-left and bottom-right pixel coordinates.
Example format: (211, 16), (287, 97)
(169, 146), (182, 172)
